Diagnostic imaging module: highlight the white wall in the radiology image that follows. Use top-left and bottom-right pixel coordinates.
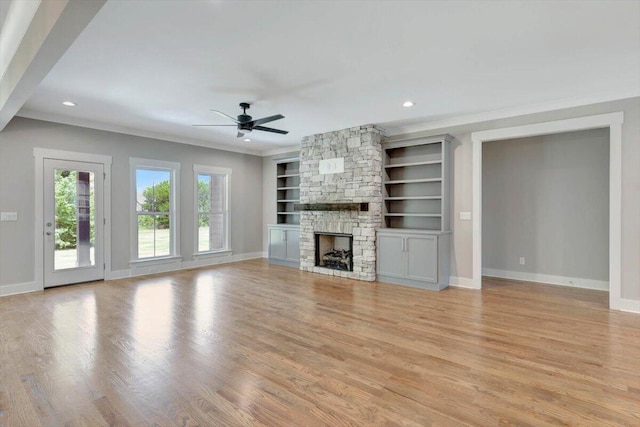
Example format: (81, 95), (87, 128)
(0, 117), (263, 287)
(482, 129), (609, 283)
(386, 97), (639, 301)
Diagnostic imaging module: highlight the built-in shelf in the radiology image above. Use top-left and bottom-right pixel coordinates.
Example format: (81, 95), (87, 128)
(385, 178), (442, 185)
(276, 158), (301, 225)
(384, 160), (442, 168)
(384, 196), (442, 201)
(384, 213), (442, 217)
(378, 135), (452, 290)
(382, 135), (451, 231)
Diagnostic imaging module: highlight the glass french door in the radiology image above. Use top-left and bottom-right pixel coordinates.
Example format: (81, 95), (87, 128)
(44, 159), (104, 287)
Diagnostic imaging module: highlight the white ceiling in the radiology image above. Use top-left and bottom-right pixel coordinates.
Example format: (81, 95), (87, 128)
(15, 0), (640, 155)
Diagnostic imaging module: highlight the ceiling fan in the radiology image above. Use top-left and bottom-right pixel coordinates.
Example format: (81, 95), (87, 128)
(193, 102), (288, 138)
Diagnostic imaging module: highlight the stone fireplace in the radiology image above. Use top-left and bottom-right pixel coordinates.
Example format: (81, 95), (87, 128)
(298, 124), (384, 281)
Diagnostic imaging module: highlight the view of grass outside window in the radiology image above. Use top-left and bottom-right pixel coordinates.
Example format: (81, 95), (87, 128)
(136, 169), (172, 259)
(197, 173), (226, 252)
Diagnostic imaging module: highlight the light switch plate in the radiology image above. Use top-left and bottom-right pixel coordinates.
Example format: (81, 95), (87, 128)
(0, 212), (18, 221)
(459, 211), (471, 220)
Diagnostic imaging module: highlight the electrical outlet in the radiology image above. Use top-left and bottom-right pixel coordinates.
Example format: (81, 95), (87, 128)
(519, 257), (525, 265)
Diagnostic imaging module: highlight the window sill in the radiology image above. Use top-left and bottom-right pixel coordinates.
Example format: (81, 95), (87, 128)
(193, 249), (232, 259)
(129, 256), (182, 267)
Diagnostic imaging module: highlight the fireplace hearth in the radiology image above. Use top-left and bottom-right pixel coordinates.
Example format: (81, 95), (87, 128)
(315, 232), (353, 272)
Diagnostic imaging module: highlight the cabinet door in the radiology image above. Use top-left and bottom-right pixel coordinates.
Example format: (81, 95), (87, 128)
(406, 235), (438, 282)
(377, 234), (406, 278)
(285, 230), (300, 262)
(269, 228), (286, 260)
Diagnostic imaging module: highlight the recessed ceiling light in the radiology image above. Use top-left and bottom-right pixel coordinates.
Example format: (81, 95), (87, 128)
(403, 101), (415, 108)
(62, 101), (76, 107)
(243, 138), (251, 142)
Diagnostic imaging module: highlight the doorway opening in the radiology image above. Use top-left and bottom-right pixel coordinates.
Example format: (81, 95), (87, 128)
(34, 149), (112, 289)
(481, 129), (609, 293)
(471, 112), (625, 310)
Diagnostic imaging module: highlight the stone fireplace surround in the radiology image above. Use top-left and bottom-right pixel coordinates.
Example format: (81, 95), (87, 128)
(298, 124), (384, 281)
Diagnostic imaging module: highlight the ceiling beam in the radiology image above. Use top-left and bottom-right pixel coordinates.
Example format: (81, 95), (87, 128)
(0, 0), (106, 131)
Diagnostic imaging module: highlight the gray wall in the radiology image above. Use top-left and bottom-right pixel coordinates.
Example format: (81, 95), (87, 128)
(387, 97), (639, 301)
(0, 117), (263, 285)
(482, 129), (609, 280)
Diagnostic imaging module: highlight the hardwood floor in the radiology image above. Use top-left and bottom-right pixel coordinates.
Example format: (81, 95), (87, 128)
(1, 260), (639, 426)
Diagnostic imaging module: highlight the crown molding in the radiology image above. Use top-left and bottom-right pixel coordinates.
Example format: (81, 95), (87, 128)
(382, 89), (639, 136)
(16, 109), (263, 156)
(260, 144), (300, 157)
(15, 88), (638, 158)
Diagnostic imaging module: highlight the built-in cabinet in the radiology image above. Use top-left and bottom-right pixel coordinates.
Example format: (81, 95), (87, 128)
(377, 135), (452, 290)
(377, 229), (449, 290)
(268, 224), (300, 268)
(276, 157), (300, 225)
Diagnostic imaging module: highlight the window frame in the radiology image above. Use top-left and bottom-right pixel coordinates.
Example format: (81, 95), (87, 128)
(193, 164), (232, 257)
(129, 158), (181, 264)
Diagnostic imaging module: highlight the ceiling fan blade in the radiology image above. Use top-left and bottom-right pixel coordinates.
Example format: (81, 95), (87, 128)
(237, 131), (245, 138)
(192, 124), (237, 127)
(211, 110), (240, 123)
(250, 114), (284, 127)
(254, 125), (289, 135)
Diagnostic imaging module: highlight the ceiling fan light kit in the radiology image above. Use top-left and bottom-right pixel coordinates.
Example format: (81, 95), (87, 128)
(194, 102), (288, 138)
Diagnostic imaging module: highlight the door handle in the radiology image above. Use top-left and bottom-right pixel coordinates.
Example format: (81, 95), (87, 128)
(46, 231), (53, 236)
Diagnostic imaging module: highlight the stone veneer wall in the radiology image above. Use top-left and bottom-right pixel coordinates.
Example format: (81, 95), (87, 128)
(299, 125), (384, 281)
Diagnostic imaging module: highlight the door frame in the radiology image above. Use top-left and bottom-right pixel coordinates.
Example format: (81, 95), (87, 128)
(34, 148), (112, 290)
(470, 112), (628, 311)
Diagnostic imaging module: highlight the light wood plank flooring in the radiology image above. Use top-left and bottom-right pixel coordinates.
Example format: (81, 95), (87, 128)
(1, 259), (639, 426)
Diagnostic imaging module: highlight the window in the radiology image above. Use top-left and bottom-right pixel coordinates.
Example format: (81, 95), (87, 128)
(130, 158), (180, 261)
(194, 165), (231, 254)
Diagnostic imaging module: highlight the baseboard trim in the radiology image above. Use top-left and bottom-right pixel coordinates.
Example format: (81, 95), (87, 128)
(482, 268), (609, 291)
(377, 274), (448, 291)
(268, 258), (300, 269)
(0, 281), (41, 297)
(108, 251), (265, 280)
(614, 298), (640, 313)
(449, 276), (476, 289)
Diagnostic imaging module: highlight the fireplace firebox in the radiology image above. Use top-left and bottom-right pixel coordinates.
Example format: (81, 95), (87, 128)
(314, 232), (353, 272)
